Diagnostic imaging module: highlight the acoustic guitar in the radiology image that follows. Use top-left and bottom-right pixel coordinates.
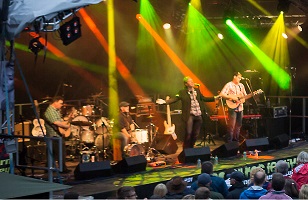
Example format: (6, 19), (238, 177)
(163, 96), (177, 140)
(32, 100), (46, 137)
(226, 89), (263, 109)
(58, 107), (76, 138)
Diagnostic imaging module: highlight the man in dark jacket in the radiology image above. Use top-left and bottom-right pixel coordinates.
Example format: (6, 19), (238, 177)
(156, 76), (218, 149)
(226, 171), (247, 199)
(196, 173), (224, 199)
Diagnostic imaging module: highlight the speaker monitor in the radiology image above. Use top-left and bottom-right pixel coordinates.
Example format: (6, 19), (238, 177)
(154, 134), (178, 155)
(178, 147), (211, 164)
(74, 161), (112, 180)
(113, 155), (147, 174)
(240, 137), (269, 151)
(211, 141), (239, 158)
(269, 134), (289, 149)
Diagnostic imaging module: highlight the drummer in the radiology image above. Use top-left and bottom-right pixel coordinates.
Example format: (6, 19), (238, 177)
(114, 101), (135, 159)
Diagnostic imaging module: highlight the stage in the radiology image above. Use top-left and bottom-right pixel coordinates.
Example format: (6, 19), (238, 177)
(8, 136), (308, 199)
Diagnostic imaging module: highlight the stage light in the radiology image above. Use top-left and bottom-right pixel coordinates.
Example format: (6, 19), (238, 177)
(282, 33), (288, 39)
(217, 33), (224, 40)
(277, 0), (291, 13)
(60, 16), (82, 46)
(163, 23), (171, 30)
(28, 36), (45, 55)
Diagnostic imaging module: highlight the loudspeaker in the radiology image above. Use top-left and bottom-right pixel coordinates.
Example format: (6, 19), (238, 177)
(240, 137), (269, 151)
(269, 134), (289, 149)
(264, 118), (288, 139)
(113, 155), (147, 174)
(74, 161), (112, 180)
(178, 147), (210, 164)
(154, 134), (178, 154)
(211, 141), (239, 158)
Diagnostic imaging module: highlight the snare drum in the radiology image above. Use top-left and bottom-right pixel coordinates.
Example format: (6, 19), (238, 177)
(124, 144), (145, 157)
(133, 129), (148, 144)
(94, 134), (110, 150)
(82, 105), (94, 116)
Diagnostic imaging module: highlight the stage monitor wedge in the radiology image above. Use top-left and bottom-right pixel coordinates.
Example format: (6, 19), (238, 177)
(211, 141), (239, 158)
(269, 134), (289, 149)
(113, 155), (147, 174)
(154, 134), (178, 154)
(178, 147), (210, 164)
(240, 137), (269, 151)
(74, 161), (112, 180)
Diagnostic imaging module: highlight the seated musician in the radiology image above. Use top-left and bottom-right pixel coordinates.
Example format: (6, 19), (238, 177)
(113, 101), (135, 159)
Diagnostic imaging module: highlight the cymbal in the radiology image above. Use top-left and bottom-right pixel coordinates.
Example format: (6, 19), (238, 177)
(244, 70), (258, 73)
(83, 99), (95, 104)
(86, 115), (101, 118)
(71, 121), (92, 126)
(62, 104), (75, 107)
(147, 114), (155, 118)
(90, 94), (106, 98)
(42, 96), (52, 100)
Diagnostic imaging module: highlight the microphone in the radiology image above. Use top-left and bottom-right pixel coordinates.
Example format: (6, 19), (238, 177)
(194, 83), (201, 86)
(63, 83), (72, 87)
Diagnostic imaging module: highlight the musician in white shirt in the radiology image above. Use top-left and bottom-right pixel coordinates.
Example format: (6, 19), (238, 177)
(219, 72), (247, 143)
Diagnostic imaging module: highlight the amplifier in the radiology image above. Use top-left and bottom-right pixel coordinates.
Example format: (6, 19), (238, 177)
(133, 103), (156, 115)
(273, 106), (288, 118)
(260, 106), (288, 118)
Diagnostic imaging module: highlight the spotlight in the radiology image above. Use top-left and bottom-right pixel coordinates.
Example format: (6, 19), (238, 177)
(163, 23), (171, 30)
(28, 36), (45, 55)
(277, 0), (291, 13)
(60, 16), (82, 46)
(282, 33), (288, 39)
(217, 33), (224, 40)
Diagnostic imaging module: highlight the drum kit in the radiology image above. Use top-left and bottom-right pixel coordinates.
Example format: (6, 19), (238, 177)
(57, 94), (114, 161)
(57, 93), (162, 162)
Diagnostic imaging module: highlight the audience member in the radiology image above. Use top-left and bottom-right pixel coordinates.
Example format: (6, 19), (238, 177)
(150, 183), (168, 199)
(248, 167), (271, 190)
(116, 186), (137, 199)
(259, 172), (292, 199)
(292, 151), (308, 189)
(190, 161), (228, 197)
(194, 187), (211, 199)
(239, 170), (268, 199)
(182, 194), (195, 199)
(197, 173), (224, 199)
(284, 178), (299, 199)
(64, 192), (79, 199)
(165, 176), (195, 199)
(275, 160), (289, 176)
(226, 171), (247, 199)
(299, 184), (308, 199)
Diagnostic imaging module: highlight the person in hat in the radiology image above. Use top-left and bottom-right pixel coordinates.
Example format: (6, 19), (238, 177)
(156, 76), (219, 149)
(164, 176), (194, 199)
(197, 173), (224, 199)
(226, 171), (247, 199)
(113, 101), (136, 159)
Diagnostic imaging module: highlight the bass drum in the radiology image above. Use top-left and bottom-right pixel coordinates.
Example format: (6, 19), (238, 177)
(94, 134), (111, 150)
(81, 130), (95, 148)
(124, 144), (145, 157)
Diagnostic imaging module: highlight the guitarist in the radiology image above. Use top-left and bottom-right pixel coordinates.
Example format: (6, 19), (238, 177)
(219, 72), (247, 143)
(157, 76), (219, 149)
(43, 96), (71, 173)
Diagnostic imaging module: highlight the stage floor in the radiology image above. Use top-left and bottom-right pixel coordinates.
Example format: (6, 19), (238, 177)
(13, 136), (308, 199)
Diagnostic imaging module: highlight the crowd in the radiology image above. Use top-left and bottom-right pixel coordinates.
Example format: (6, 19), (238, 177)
(63, 150), (308, 199)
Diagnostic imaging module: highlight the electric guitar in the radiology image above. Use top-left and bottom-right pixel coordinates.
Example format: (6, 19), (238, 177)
(32, 100), (46, 137)
(226, 89), (264, 109)
(163, 96), (177, 140)
(58, 108), (76, 138)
